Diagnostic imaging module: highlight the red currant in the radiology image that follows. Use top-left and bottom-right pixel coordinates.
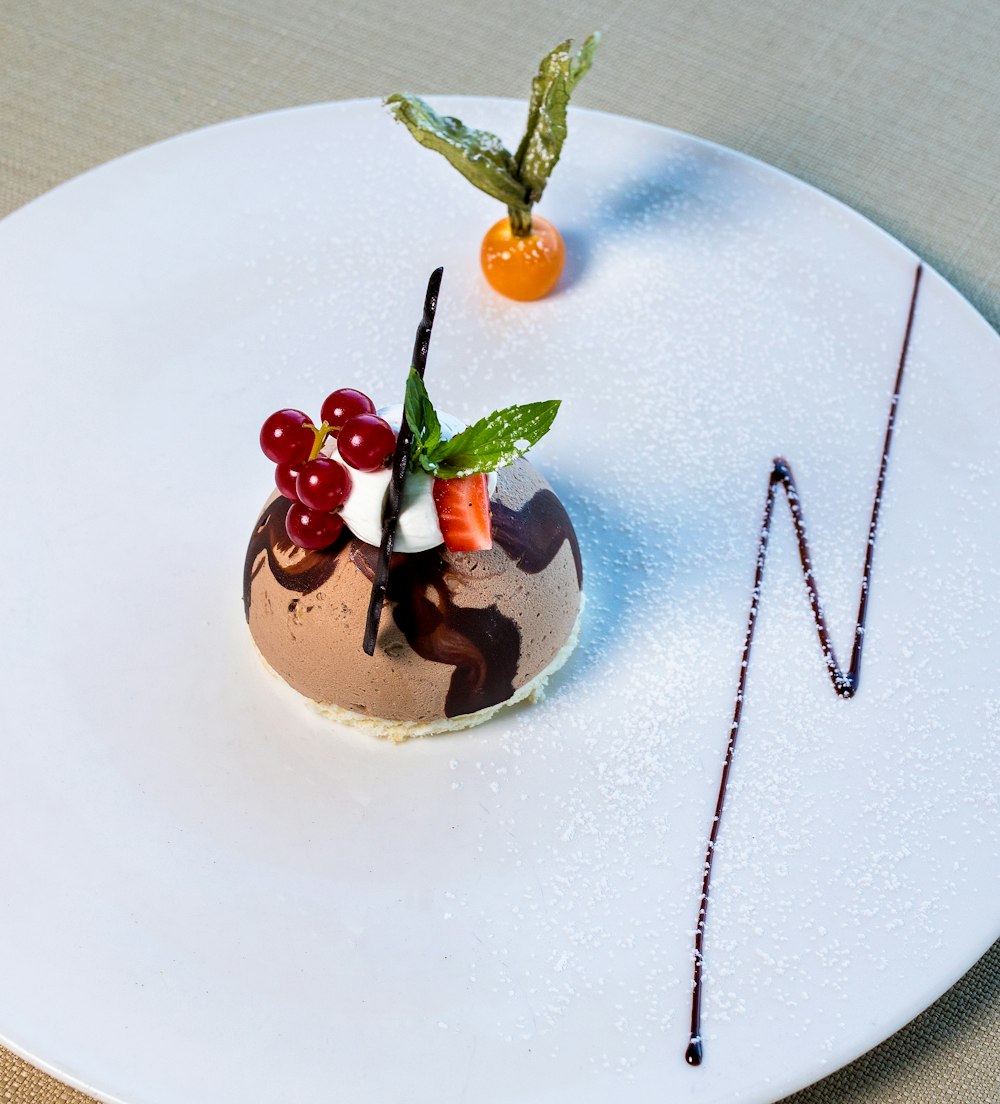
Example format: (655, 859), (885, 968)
(260, 409), (314, 464)
(320, 388), (375, 435)
(275, 460), (305, 501)
(338, 413), (396, 472)
(284, 502), (344, 550)
(296, 456), (352, 511)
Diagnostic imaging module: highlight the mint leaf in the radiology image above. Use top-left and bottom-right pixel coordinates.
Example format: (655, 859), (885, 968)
(402, 367), (561, 478)
(385, 94), (530, 214)
(425, 400), (561, 478)
(404, 367), (441, 469)
(513, 33), (599, 207)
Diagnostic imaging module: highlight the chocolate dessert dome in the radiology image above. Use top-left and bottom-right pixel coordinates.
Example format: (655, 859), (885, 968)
(243, 456), (582, 739)
(245, 270), (581, 739)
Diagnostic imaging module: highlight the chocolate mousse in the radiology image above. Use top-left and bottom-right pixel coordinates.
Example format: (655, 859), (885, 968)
(246, 269), (581, 739)
(243, 458), (582, 739)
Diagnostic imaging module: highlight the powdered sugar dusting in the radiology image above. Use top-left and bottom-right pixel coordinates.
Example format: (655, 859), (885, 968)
(231, 115), (996, 1097)
(61, 101), (996, 1100)
(7, 98), (1000, 1104)
(256, 114), (1000, 1089)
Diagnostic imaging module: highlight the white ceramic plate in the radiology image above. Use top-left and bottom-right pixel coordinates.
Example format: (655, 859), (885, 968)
(0, 99), (997, 1104)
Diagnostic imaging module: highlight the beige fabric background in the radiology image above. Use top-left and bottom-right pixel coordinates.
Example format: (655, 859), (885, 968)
(1, 1), (998, 1102)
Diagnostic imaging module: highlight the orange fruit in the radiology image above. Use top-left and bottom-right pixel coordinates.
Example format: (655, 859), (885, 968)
(480, 215), (566, 301)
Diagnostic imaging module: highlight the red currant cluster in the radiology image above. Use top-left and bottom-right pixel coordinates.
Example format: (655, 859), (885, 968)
(259, 387), (397, 550)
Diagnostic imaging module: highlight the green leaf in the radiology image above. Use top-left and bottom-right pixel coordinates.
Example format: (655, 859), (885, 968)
(403, 367), (441, 467)
(385, 93), (531, 213)
(424, 400), (561, 478)
(512, 33), (599, 208)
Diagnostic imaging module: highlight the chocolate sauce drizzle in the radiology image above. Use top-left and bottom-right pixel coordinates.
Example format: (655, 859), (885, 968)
(685, 264), (923, 1067)
(370, 487), (580, 717)
(242, 496), (342, 620)
(493, 489), (584, 588)
(388, 551), (523, 716)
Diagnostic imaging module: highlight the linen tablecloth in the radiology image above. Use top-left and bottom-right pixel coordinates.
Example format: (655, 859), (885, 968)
(1, 1), (998, 1101)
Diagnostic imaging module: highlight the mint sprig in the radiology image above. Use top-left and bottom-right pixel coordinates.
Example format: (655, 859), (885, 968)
(404, 368), (442, 470)
(386, 33), (599, 236)
(403, 369), (560, 478)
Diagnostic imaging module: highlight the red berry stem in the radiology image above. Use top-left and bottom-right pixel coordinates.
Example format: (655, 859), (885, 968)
(363, 266), (443, 656)
(307, 421), (332, 461)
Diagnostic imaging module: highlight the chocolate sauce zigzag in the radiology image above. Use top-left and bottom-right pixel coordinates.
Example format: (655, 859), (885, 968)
(685, 264), (923, 1067)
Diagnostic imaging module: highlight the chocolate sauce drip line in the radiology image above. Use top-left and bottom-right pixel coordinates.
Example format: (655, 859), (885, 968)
(685, 264), (923, 1068)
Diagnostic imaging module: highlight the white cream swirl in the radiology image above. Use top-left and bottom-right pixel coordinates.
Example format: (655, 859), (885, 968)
(324, 404), (497, 553)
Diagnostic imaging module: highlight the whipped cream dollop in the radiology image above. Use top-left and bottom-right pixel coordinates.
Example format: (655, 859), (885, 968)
(324, 404), (498, 554)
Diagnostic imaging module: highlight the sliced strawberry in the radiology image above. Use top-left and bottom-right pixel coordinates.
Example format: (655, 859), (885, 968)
(432, 473), (493, 552)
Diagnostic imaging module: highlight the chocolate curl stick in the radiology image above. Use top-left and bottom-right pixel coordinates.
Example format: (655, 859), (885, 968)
(363, 267), (444, 656)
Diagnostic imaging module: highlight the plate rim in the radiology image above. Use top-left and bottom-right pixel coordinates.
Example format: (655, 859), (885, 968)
(0, 95), (997, 1104)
